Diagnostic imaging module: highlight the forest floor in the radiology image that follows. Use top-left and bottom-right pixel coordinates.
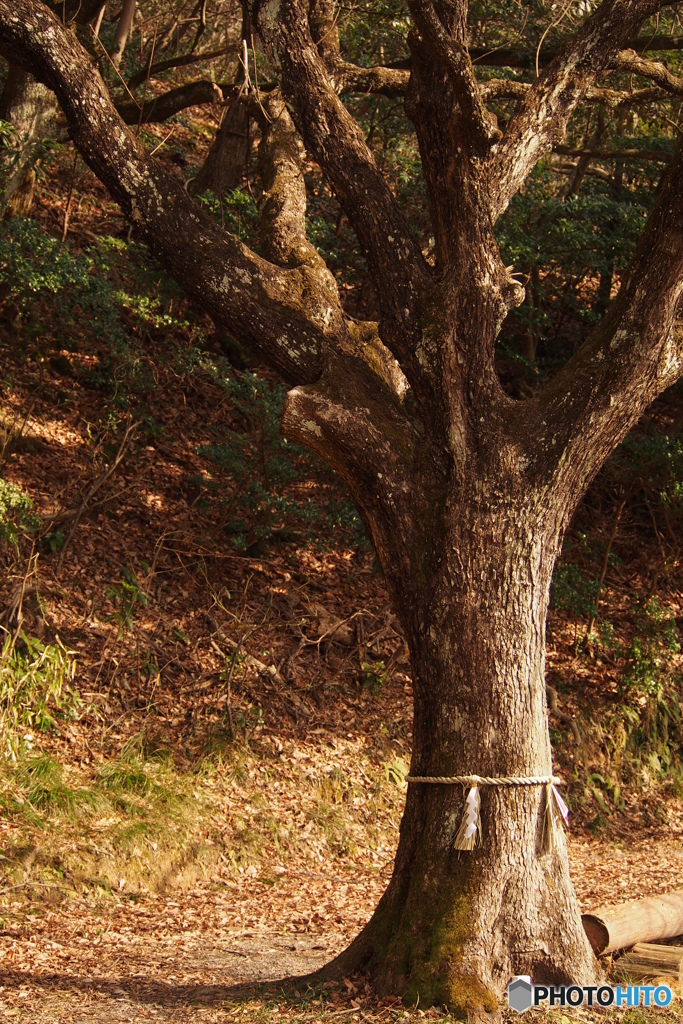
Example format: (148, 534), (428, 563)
(0, 149), (682, 1022)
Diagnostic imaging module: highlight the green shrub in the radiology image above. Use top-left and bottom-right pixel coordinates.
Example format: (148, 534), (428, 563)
(0, 478), (39, 545)
(199, 369), (369, 552)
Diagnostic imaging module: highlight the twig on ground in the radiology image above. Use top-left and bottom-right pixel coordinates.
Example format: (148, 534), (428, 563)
(55, 419), (139, 575)
(0, 401), (35, 468)
(209, 632), (284, 685)
(1, 544), (38, 651)
(585, 491), (627, 644)
(222, 630), (252, 739)
(546, 683), (581, 745)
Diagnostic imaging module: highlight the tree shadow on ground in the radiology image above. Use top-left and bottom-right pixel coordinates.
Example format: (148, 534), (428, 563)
(0, 966), (349, 1013)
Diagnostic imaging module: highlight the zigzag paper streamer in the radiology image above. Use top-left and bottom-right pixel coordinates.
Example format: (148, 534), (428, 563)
(453, 785), (481, 851)
(543, 783), (569, 853)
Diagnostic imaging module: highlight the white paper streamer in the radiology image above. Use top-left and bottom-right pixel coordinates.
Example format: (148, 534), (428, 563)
(453, 785), (481, 851)
(552, 784), (569, 822)
(543, 783), (569, 853)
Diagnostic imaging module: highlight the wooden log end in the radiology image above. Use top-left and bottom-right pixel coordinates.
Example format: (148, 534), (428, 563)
(581, 913), (610, 955)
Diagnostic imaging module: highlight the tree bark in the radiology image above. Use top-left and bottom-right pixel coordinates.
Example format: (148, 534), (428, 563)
(188, 96), (250, 195)
(282, 376), (600, 1011)
(0, 64), (60, 216)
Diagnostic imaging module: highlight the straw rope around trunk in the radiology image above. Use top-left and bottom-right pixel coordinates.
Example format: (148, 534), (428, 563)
(405, 774), (569, 851)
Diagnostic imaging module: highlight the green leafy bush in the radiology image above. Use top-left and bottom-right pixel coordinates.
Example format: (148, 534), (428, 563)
(0, 218), (191, 398)
(199, 369), (369, 552)
(105, 567), (148, 636)
(550, 562), (600, 619)
(0, 478), (39, 545)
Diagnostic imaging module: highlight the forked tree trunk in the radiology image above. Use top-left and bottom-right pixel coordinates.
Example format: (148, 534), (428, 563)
(315, 470), (600, 1014)
(3, 2), (680, 1016)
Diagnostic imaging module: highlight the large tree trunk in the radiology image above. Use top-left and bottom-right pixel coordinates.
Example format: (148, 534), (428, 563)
(293, 420), (603, 1014)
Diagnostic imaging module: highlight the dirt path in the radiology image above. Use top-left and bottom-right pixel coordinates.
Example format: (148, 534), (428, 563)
(1, 835), (682, 1022)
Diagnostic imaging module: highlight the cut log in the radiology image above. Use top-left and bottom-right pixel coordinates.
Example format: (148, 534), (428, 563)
(614, 943), (683, 985)
(582, 890), (683, 955)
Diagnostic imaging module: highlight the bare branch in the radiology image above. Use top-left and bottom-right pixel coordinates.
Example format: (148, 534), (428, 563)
(281, 353), (416, 595)
(523, 136), (683, 505)
(480, 79), (530, 102)
(486, 0), (673, 219)
(46, 0), (108, 24)
(112, 0), (136, 66)
(336, 63), (410, 98)
(554, 143), (672, 161)
(255, 90), (334, 277)
(615, 47), (683, 95)
(254, 0), (433, 394)
(116, 79), (224, 123)
(482, 77), (674, 112)
(410, 0), (500, 148)
(470, 34), (683, 70)
(128, 45), (237, 90)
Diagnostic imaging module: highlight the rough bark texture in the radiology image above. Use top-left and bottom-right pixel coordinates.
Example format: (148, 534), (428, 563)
(308, 482), (596, 1014)
(0, 63), (59, 215)
(2, 0), (683, 1015)
(189, 96), (250, 195)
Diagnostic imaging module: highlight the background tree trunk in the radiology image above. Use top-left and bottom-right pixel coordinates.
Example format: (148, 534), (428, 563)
(0, 64), (59, 216)
(189, 3), (251, 198)
(112, 0), (136, 66)
(188, 98), (250, 196)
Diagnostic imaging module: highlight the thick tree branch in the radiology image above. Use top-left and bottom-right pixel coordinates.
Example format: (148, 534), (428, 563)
(282, 351), (415, 598)
(256, 90), (334, 279)
(116, 79), (224, 123)
(253, 0), (433, 394)
(481, 80), (663, 108)
(554, 144), (671, 162)
(470, 34), (683, 69)
(615, 48), (683, 95)
(336, 63), (410, 98)
(521, 136), (683, 508)
(341, 72), (668, 107)
(410, 0), (500, 149)
(0, 0), (341, 385)
(486, 0), (673, 219)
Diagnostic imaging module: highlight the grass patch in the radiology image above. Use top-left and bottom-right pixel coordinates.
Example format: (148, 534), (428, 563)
(0, 632), (83, 758)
